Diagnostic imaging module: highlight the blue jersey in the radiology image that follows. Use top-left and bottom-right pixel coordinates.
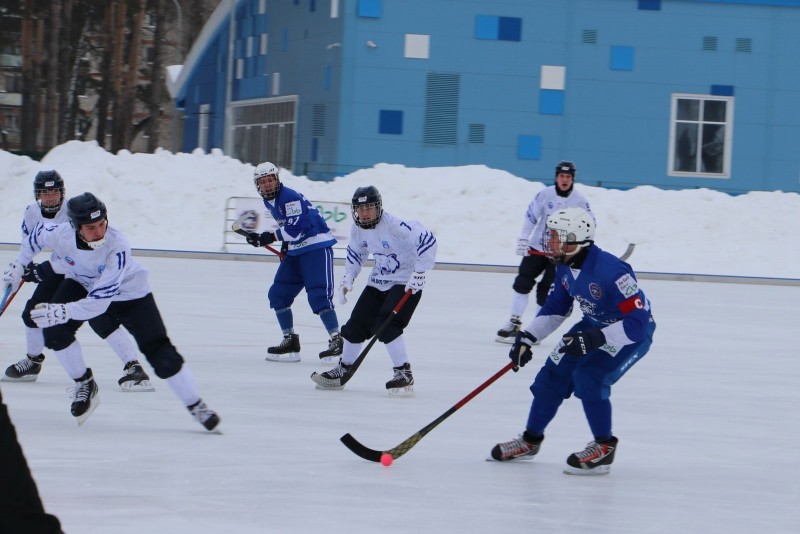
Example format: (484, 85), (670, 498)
(530, 244), (652, 348)
(263, 185), (336, 256)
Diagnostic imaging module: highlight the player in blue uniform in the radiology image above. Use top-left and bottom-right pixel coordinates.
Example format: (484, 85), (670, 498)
(491, 207), (656, 475)
(243, 162), (342, 362)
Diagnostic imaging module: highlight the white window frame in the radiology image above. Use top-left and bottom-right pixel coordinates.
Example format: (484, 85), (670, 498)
(668, 93), (734, 179)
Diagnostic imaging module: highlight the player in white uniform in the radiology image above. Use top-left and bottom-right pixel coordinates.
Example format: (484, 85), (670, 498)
(1, 193), (219, 429)
(1, 171), (151, 392)
(311, 186), (437, 396)
(496, 161), (594, 343)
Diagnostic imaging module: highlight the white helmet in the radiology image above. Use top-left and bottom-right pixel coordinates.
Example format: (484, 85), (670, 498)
(542, 207), (595, 263)
(253, 162), (281, 200)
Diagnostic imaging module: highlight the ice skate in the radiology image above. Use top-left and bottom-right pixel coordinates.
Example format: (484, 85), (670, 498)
(318, 333), (343, 363)
(2, 354), (45, 382)
(310, 359), (351, 390)
(188, 399), (221, 432)
(70, 368), (100, 426)
(385, 363), (414, 397)
(563, 436), (618, 476)
(117, 360), (155, 392)
(489, 432), (543, 461)
(495, 316), (521, 344)
(266, 333), (301, 362)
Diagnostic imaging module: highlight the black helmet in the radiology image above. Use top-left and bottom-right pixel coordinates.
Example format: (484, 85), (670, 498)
(33, 170), (65, 214)
(66, 192), (107, 230)
(555, 161), (576, 178)
(351, 186), (383, 229)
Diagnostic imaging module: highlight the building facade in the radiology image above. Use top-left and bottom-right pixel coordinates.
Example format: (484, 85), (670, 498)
(168, 0), (800, 193)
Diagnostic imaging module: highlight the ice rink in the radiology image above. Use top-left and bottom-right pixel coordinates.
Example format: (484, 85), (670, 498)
(1, 251), (798, 533)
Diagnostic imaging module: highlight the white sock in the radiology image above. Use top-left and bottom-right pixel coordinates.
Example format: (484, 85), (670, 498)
(511, 291), (529, 318)
(25, 327), (45, 356)
(55, 340), (88, 380)
(341, 339), (362, 366)
(385, 336), (409, 368)
(105, 328), (138, 365)
(166, 366), (201, 407)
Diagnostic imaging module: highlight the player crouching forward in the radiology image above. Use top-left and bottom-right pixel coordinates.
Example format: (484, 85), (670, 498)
(490, 207), (655, 475)
(311, 186), (437, 397)
(4, 193), (220, 430)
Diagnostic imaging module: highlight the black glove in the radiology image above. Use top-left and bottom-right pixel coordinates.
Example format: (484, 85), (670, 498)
(22, 262), (56, 284)
(245, 231), (276, 247)
(509, 330), (537, 372)
(559, 328), (606, 356)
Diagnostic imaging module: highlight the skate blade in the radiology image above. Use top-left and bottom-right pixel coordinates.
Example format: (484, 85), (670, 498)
(387, 386), (415, 398)
(1, 374), (39, 382)
(119, 380), (156, 392)
(75, 396), (101, 426)
(318, 355), (339, 364)
(265, 352), (300, 363)
(485, 454), (536, 462)
(495, 336), (515, 344)
(563, 464), (611, 476)
(310, 372), (344, 390)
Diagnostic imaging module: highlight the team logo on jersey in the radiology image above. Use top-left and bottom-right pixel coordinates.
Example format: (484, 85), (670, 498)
(382, 241), (390, 249)
(361, 241), (368, 248)
(615, 274), (638, 297)
(561, 275), (569, 290)
(98, 264), (105, 274)
(374, 253), (400, 275)
(65, 256), (75, 266)
(547, 201), (555, 210)
(589, 283), (602, 300)
(285, 200), (302, 217)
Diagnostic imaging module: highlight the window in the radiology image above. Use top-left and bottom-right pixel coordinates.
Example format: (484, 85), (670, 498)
(228, 96), (296, 169)
(669, 94), (733, 177)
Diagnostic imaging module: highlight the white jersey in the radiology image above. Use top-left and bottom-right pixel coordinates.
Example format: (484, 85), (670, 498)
(344, 211), (437, 291)
(16, 222), (151, 321)
(519, 186), (593, 252)
(20, 202), (68, 264)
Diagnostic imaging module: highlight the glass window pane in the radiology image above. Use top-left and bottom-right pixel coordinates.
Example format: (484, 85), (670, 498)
(674, 122), (698, 172)
(703, 100), (727, 122)
(677, 99), (699, 121)
(701, 124), (725, 173)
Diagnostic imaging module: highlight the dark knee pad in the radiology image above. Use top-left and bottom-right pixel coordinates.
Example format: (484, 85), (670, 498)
(21, 301), (37, 329)
(341, 322), (368, 344)
(512, 274), (535, 294)
(377, 325), (402, 344)
(43, 325), (77, 351)
(140, 339), (184, 379)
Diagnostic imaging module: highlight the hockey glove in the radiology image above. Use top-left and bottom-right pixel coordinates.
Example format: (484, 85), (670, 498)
(405, 272), (426, 294)
(516, 238), (530, 257)
(337, 273), (355, 305)
(559, 328), (606, 356)
(2, 260), (24, 293)
(30, 303), (70, 328)
(23, 262), (56, 284)
(246, 231), (276, 247)
(509, 330), (537, 372)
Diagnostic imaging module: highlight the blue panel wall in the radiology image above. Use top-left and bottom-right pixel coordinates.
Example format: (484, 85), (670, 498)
(180, 0), (800, 192)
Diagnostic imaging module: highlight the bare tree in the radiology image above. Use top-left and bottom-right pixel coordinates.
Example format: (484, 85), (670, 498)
(42, 0), (61, 149)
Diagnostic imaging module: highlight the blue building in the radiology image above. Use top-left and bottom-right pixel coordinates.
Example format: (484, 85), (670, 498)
(168, 0), (800, 193)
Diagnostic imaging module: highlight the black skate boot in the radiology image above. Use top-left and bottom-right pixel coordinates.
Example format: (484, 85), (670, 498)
(490, 431), (544, 462)
(266, 333), (301, 362)
(310, 359), (351, 390)
(117, 360), (155, 392)
(70, 368), (100, 425)
(564, 436), (618, 476)
(385, 363), (414, 397)
(3, 354), (45, 382)
(318, 333), (343, 362)
(495, 316), (521, 344)
(188, 399), (221, 431)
